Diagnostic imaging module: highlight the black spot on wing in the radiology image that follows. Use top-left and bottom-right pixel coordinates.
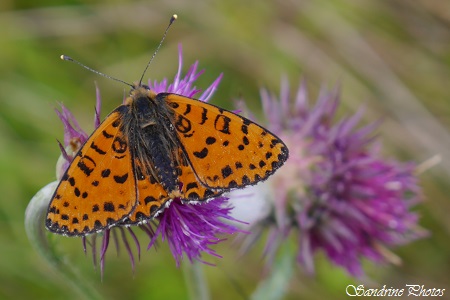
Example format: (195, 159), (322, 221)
(200, 107), (208, 125)
(90, 142), (106, 155)
(193, 148), (208, 159)
(228, 180), (238, 188)
(113, 173), (129, 184)
(112, 119), (121, 128)
(242, 175), (250, 185)
(205, 137), (216, 145)
(214, 114), (231, 134)
(150, 204), (160, 214)
(112, 136), (127, 154)
(94, 220), (103, 230)
(103, 202), (115, 212)
(102, 130), (114, 138)
(187, 192), (200, 200)
(183, 104), (191, 115)
(221, 165), (233, 179)
(175, 115), (192, 134)
(77, 155), (95, 176)
(144, 196), (156, 205)
(49, 206), (58, 214)
(241, 125), (248, 134)
(186, 182), (198, 190)
(101, 169), (111, 178)
(203, 189), (216, 198)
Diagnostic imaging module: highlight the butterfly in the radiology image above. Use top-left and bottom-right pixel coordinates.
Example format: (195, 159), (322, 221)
(46, 82), (289, 236)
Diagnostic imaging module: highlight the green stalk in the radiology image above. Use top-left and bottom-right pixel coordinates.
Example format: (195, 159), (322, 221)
(25, 182), (102, 300)
(183, 260), (210, 300)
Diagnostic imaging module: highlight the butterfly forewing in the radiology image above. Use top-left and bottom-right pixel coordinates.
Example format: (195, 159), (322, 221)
(164, 94), (289, 190)
(46, 107), (137, 236)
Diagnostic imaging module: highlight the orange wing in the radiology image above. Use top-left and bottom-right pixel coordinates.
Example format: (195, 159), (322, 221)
(177, 156), (225, 201)
(164, 94), (289, 190)
(121, 160), (169, 225)
(46, 107), (137, 236)
(123, 149), (224, 225)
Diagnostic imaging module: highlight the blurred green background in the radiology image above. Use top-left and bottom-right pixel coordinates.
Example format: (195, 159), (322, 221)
(1, 1), (449, 299)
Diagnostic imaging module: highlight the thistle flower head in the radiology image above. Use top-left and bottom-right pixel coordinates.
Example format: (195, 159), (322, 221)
(235, 78), (427, 277)
(149, 196), (245, 266)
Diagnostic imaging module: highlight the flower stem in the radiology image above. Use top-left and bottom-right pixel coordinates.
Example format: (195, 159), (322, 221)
(182, 260), (210, 300)
(25, 182), (102, 300)
(250, 242), (294, 300)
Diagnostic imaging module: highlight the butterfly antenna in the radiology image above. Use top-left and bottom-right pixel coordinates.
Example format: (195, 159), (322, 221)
(60, 55), (134, 88)
(138, 14), (177, 86)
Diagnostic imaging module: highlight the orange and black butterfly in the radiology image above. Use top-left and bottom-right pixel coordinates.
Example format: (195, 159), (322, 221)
(45, 16), (289, 236)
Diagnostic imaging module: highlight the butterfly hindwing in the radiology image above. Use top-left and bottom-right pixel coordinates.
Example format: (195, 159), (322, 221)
(164, 93), (289, 190)
(122, 160), (169, 225)
(46, 106), (137, 236)
(178, 157), (225, 201)
(123, 149), (224, 225)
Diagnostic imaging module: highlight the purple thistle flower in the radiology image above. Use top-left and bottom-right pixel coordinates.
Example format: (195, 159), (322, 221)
(234, 78), (427, 277)
(52, 44), (243, 276)
(148, 44), (223, 101)
(149, 196), (246, 267)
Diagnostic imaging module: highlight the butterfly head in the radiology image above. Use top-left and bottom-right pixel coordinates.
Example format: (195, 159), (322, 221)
(125, 83), (157, 105)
